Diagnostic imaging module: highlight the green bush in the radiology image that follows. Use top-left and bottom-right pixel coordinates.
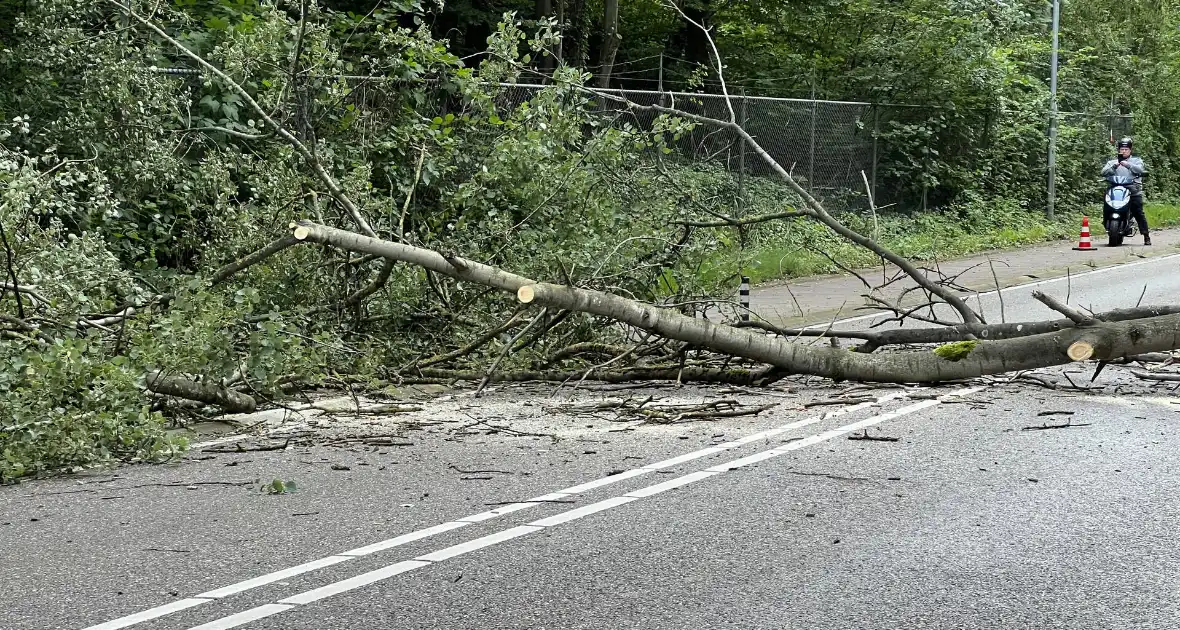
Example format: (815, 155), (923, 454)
(0, 336), (181, 483)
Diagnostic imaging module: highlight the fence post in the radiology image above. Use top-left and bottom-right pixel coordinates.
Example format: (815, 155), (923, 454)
(738, 89), (747, 217)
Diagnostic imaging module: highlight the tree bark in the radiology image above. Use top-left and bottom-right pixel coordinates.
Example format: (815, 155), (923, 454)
(595, 0), (620, 88)
(145, 372), (257, 413)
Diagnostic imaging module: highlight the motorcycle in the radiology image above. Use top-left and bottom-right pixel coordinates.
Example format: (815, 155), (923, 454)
(1102, 167), (1138, 247)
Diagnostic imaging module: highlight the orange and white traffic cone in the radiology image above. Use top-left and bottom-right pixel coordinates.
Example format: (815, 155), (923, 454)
(1073, 216), (1098, 251)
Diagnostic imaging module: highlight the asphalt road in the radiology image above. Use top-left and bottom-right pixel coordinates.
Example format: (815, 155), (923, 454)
(4, 254), (1180, 630)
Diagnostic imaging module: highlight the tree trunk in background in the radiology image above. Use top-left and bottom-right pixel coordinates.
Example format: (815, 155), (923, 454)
(536, 0), (554, 78)
(595, 0), (620, 88)
(566, 0), (591, 69)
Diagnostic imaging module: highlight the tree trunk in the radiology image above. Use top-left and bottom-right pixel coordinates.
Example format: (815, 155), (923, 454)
(595, 0), (620, 88)
(536, 0), (555, 78)
(291, 221), (1180, 384)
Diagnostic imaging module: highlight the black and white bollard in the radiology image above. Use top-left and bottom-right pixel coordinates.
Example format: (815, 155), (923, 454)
(739, 275), (750, 321)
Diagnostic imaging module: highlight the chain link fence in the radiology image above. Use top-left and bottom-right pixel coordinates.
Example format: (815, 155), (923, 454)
(147, 67), (1135, 215)
(497, 83), (1134, 214)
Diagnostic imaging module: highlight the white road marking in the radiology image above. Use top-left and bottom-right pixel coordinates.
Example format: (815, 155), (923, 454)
(528, 491), (574, 502)
(414, 525), (544, 562)
(278, 561), (430, 605)
(338, 521), (471, 557)
(186, 604), (294, 630)
(171, 386), (980, 630)
(526, 495), (641, 527)
(78, 389), (908, 630)
(456, 502), (538, 523)
(80, 598), (211, 630)
(800, 251), (1180, 329)
(623, 470), (720, 499)
(197, 556), (354, 599)
(554, 468), (652, 494)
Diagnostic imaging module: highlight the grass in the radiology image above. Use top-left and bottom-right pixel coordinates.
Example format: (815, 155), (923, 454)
(698, 202), (1180, 287)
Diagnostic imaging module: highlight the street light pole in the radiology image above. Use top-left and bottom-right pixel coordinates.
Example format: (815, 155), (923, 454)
(1047, 0), (1060, 220)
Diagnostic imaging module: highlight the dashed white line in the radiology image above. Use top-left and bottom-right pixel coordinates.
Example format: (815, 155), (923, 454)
(79, 390), (909, 630)
(168, 387), (981, 630)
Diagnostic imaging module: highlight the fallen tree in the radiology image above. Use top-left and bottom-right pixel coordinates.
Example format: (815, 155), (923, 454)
(275, 221), (1180, 384)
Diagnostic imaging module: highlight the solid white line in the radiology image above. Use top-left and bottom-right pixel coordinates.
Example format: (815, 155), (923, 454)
(80, 598), (212, 630)
(528, 491), (574, 502)
(80, 390), (911, 630)
(701, 449), (782, 473)
(526, 495), (640, 528)
(173, 386), (981, 630)
(338, 521), (471, 557)
(277, 561), (430, 605)
(197, 556), (354, 598)
(186, 604), (293, 630)
(414, 525), (544, 562)
(555, 468), (652, 494)
(803, 251), (1180, 329)
(639, 446), (728, 470)
(623, 470), (720, 499)
(457, 502), (538, 523)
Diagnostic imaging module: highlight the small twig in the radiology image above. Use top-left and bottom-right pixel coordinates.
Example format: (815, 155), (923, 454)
(1022, 420), (1091, 431)
(205, 438), (292, 453)
(987, 256), (1005, 324)
(848, 429), (899, 442)
(448, 465), (514, 475)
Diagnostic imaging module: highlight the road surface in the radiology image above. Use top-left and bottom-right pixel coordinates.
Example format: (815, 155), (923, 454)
(3, 251), (1180, 630)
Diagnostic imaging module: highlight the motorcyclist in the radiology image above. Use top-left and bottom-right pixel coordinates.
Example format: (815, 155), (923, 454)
(1101, 136), (1150, 245)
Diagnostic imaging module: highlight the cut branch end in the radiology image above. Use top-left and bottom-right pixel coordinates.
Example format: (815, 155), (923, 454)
(518, 285), (537, 304)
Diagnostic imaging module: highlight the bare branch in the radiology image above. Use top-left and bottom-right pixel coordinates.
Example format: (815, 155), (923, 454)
(676, 209), (808, 228)
(418, 309), (527, 368)
(1032, 291), (1094, 325)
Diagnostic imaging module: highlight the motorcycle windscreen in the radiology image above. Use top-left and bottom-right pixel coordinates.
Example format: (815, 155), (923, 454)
(1106, 186), (1132, 210)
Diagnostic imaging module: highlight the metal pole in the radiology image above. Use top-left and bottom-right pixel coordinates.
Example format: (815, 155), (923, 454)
(1047, 0), (1060, 220)
(658, 52), (665, 107)
(809, 77), (817, 195)
(871, 106), (879, 203)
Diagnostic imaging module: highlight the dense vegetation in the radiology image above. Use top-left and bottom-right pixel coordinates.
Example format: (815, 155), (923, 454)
(2, 0), (1178, 482)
